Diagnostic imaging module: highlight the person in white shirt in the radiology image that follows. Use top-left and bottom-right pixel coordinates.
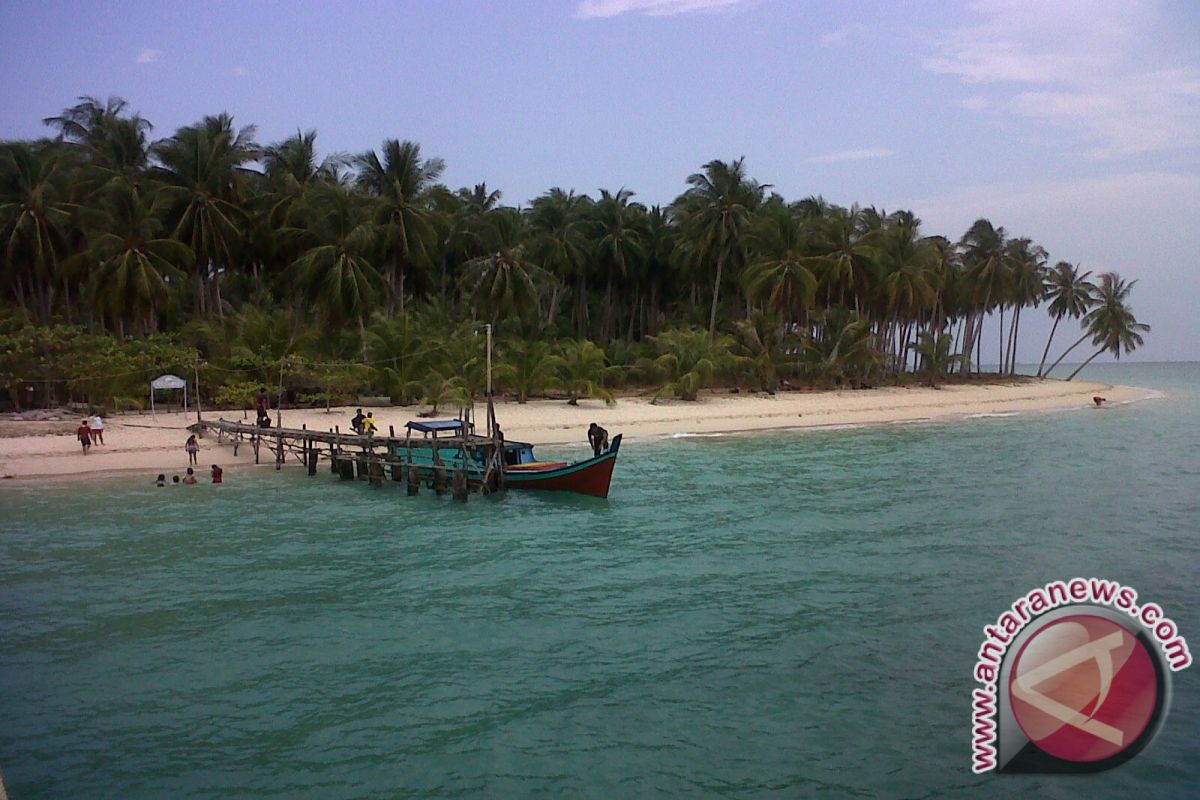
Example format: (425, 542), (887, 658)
(89, 414), (105, 445)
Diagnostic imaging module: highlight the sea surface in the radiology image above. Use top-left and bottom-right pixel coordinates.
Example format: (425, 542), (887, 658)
(1, 363), (1197, 799)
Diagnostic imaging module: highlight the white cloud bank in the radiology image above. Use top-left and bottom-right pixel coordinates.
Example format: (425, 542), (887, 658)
(136, 48), (161, 64)
(922, 0), (1200, 158)
(804, 147), (893, 165)
(575, 0), (748, 19)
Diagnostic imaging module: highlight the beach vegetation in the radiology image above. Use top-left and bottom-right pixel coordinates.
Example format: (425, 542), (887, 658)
(0, 96), (1153, 411)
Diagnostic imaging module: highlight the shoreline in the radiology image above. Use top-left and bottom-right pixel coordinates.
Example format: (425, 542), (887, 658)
(0, 379), (1153, 482)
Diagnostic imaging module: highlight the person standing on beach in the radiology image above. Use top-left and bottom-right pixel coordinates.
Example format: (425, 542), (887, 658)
(362, 412), (378, 435)
(77, 420), (92, 454)
(89, 413), (105, 444)
(185, 434), (200, 465)
(351, 408), (365, 434)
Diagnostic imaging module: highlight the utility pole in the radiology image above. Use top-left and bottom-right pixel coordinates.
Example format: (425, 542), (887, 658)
(193, 358), (203, 424)
(276, 358), (286, 429)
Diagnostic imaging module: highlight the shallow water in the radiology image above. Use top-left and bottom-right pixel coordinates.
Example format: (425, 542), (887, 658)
(2, 363), (1197, 798)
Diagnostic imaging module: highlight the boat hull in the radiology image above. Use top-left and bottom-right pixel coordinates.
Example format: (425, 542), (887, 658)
(503, 434), (622, 498)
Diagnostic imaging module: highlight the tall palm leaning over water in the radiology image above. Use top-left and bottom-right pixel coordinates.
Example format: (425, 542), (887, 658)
(1036, 262), (1095, 378)
(1063, 272), (1149, 380)
(675, 158), (766, 339)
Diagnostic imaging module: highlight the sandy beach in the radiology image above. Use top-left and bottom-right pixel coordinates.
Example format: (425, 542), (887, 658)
(0, 378), (1149, 481)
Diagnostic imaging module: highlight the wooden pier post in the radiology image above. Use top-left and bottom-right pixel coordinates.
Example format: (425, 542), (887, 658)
(407, 465), (420, 496)
(338, 457), (355, 480)
(253, 431), (260, 464)
(276, 428), (283, 470)
(331, 427), (339, 473)
(434, 464), (448, 496)
(452, 468), (469, 502)
(368, 456), (384, 487)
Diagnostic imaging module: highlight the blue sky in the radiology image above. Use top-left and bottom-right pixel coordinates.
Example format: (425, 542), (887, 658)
(2, 0), (1198, 361)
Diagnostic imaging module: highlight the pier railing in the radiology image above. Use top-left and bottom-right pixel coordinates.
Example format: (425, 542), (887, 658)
(200, 418), (506, 500)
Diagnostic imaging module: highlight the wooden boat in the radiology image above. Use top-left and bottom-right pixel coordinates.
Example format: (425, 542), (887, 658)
(396, 420), (622, 499)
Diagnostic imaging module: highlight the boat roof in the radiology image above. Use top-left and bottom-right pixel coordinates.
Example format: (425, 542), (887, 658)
(405, 419), (471, 433)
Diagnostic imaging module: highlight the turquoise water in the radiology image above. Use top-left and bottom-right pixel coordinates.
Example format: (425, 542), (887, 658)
(1, 363), (1197, 798)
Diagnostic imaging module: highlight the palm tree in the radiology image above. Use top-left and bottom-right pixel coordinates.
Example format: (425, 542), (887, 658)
(591, 188), (645, 341)
(527, 188), (591, 336)
(153, 113), (259, 318)
(81, 178), (192, 334)
(743, 203), (818, 329)
(366, 313), (431, 405)
(958, 218), (1007, 373)
(1065, 273), (1150, 380)
(459, 207), (545, 325)
(1036, 262), (1095, 377)
(354, 139), (444, 313)
(812, 203), (877, 312)
(1001, 238), (1047, 375)
(734, 310), (796, 393)
(44, 95), (153, 184)
(557, 339), (615, 405)
(0, 142), (78, 322)
(675, 157), (766, 339)
(641, 326), (739, 402)
(285, 182), (386, 353)
(495, 339), (563, 403)
(913, 331), (965, 388)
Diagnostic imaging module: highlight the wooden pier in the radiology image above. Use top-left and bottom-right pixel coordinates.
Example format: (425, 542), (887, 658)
(199, 417), (507, 499)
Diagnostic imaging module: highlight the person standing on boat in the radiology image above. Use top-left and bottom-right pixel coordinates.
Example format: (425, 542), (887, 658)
(588, 422), (608, 457)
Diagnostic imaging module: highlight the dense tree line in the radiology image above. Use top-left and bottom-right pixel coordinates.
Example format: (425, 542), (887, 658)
(0, 96), (1150, 410)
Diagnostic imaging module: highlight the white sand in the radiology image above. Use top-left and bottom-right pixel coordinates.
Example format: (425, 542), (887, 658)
(0, 379), (1149, 481)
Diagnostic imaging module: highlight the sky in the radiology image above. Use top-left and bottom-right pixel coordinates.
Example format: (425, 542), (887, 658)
(2, 0), (1198, 362)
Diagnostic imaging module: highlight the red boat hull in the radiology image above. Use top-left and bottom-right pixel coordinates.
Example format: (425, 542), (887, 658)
(503, 435), (622, 498)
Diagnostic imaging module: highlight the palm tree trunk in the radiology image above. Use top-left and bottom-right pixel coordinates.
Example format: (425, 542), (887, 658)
(1044, 331), (1090, 377)
(1066, 348), (1104, 381)
(1036, 315), (1062, 377)
(1007, 305), (1021, 375)
(708, 251), (725, 340)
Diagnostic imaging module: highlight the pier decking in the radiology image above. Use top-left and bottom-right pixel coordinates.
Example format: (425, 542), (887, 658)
(200, 417), (506, 500)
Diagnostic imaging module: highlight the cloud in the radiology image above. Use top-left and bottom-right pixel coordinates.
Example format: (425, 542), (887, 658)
(819, 29), (848, 46)
(575, 0), (748, 19)
(136, 48), (161, 64)
(804, 147), (893, 165)
(232, 66), (248, 77)
(922, 0), (1200, 158)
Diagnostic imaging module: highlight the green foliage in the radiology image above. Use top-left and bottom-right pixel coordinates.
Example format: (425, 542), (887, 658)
(640, 326), (741, 402)
(0, 98), (1152, 406)
(557, 339), (615, 406)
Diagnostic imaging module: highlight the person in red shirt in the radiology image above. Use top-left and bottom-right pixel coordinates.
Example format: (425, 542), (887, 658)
(76, 420), (92, 454)
(210, 464), (224, 484)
